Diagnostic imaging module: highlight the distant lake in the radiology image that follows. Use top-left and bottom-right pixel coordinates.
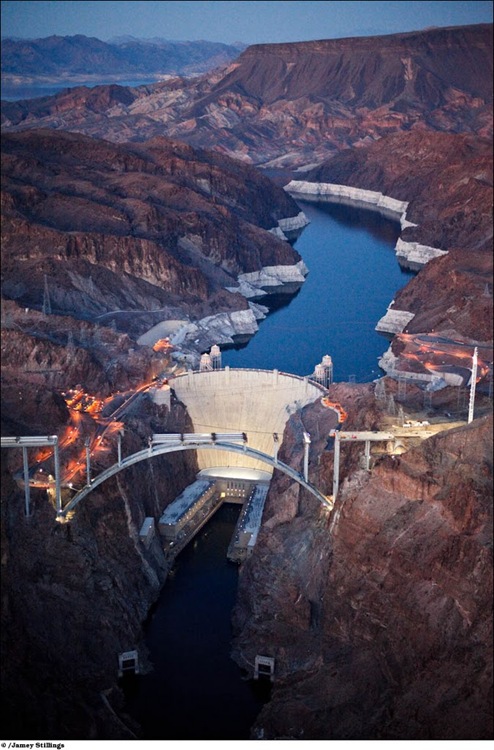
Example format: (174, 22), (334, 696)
(223, 198), (414, 382)
(1, 78), (163, 101)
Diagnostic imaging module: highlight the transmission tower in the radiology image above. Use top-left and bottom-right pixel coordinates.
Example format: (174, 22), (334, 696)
(397, 375), (407, 400)
(423, 388), (433, 411)
(387, 394), (396, 415)
(457, 387), (468, 414)
(374, 379), (387, 403)
(42, 274), (52, 316)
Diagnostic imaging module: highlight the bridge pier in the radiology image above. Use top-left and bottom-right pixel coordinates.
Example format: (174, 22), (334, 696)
(85, 438), (91, 487)
(333, 431), (341, 499)
(273, 433), (279, 465)
(1, 436), (62, 519)
(303, 432), (311, 482)
(54, 438), (62, 516)
(22, 446), (31, 517)
(364, 440), (371, 471)
(331, 430), (395, 501)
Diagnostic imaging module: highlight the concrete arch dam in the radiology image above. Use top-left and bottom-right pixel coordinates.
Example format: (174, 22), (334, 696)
(170, 368), (327, 475)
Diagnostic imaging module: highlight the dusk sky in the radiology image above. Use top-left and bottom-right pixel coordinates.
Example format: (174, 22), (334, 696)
(2, 0), (493, 44)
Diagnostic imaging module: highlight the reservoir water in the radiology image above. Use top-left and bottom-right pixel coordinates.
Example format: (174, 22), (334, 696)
(223, 199), (413, 381)
(126, 199), (415, 739)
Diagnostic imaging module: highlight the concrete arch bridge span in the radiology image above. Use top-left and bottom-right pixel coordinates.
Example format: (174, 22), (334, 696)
(59, 437), (333, 519)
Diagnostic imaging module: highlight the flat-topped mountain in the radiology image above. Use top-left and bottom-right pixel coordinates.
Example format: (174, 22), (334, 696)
(2, 24), (492, 169)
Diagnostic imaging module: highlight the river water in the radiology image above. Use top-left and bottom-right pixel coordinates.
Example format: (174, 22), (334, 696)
(126, 198), (415, 739)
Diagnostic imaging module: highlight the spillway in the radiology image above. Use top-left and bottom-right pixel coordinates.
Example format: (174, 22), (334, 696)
(170, 368), (326, 473)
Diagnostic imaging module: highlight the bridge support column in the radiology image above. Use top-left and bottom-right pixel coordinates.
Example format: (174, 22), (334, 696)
(85, 438), (91, 487)
(54, 437), (62, 516)
(273, 433), (279, 465)
(22, 446), (31, 517)
(364, 440), (371, 471)
(303, 431), (311, 482)
(333, 431), (341, 499)
(117, 432), (123, 467)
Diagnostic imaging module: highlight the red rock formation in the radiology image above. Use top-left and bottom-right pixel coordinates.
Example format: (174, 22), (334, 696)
(1, 301), (200, 738)
(2, 25), (491, 169)
(305, 131), (493, 253)
(1, 23), (492, 741)
(1, 129), (303, 335)
(232, 390), (493, 740)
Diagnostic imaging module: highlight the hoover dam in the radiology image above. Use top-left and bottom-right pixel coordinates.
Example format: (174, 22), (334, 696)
(170, 367), (332, 474)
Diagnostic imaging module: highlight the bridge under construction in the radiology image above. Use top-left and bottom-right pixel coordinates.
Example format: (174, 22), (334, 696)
(1, 368), (339, 558)
(2, 366), (460, 560)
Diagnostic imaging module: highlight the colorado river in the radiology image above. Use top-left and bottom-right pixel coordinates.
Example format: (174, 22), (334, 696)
(126, 198), (415, 739)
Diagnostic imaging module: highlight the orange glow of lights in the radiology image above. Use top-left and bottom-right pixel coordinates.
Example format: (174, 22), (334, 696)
(153, 338), (173, 353)
(322, 398), (348, 423)
(103, 421), (125, 437)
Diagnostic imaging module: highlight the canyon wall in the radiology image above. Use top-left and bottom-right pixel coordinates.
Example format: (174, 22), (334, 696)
(1, 315), (200, 738)
(232, 388), (493, 740)
(1, 22), (492, 741)
(1, 129), (305, 350)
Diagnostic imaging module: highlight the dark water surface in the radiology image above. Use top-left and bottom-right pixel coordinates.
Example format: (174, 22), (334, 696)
(223, 199), (413, 382)
(127, 199), (415, 739)
(126, 505), (269, 740)
(1, 79), (161, 101)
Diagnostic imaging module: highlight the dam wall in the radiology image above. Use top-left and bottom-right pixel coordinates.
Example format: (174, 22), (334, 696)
(170, 368), (326, 473)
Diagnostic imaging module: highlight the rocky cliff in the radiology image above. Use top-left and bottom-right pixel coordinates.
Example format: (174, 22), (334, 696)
(1, 301), (202, 737)
(2, 24), (491, 169)
(1, 21), (492, 742)
(296, 130), (493, 346)
(232, 387), (493, 740)
(1, 129), (305, 348)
